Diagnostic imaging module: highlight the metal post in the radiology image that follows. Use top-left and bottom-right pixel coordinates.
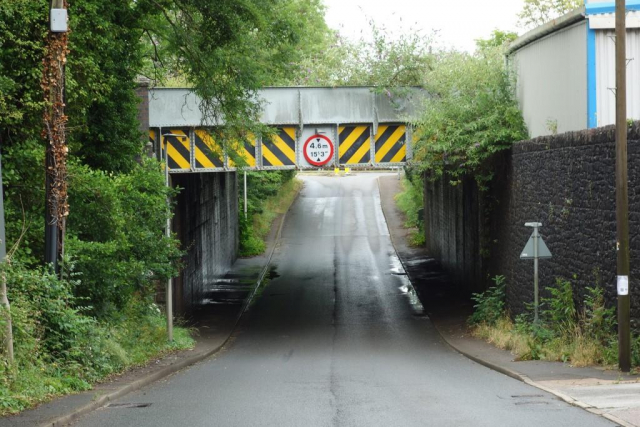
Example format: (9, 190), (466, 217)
(163, 134), (173, 342)
(615, 0), (631, 372)
(0, 154), (14, 363)
(244, 171), (247, 219)
(533, 225), (540, 323)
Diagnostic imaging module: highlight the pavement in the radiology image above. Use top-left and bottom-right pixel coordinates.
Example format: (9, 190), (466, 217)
(1, 172), (638, 427)
(377, 174), (640, 427)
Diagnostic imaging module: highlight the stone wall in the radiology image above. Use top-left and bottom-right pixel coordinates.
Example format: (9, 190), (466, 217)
(171, 172), (239, 314)
(424, 124), (640, 322)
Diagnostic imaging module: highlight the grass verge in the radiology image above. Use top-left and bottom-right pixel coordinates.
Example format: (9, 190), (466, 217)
(0, 297), (194, 416)
(239, 176), (303, 256)
(394, 175), (425, 247)
(469, 275), (640, 371)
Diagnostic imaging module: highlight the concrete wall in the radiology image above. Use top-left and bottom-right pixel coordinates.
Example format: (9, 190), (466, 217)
(172, 172), (239, 314)
(424, 124), (640, 324)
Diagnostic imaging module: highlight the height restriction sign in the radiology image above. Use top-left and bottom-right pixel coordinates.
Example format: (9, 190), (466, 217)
(303, 134), (334, 167)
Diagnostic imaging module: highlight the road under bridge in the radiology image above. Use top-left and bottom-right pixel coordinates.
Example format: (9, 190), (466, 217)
(143, 87), (423, 314)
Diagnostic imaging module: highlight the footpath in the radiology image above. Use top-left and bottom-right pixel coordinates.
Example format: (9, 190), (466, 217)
(0, 205), (289, 427)
(377, 174), (640, 427)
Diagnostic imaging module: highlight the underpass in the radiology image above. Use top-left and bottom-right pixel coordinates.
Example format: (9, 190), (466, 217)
(72, 174), (613, 427)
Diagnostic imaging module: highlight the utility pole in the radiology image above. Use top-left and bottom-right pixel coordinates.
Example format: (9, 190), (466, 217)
(43, 0), (69, 273)
(615, 0), (631, 373)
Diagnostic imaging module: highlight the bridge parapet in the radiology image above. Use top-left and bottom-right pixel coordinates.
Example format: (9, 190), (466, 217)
(148, 87), (424, 172)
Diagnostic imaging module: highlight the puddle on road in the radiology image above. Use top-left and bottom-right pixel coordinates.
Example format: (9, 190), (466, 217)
(389, 254), (425, 316)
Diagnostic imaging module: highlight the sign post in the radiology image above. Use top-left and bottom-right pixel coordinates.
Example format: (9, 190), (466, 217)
(520, 222), (552, 323)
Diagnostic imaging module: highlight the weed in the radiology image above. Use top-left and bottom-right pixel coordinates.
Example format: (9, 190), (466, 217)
(394, 170), (425, 247)
(469, 275), (628, 369)
(468, 275), (506, 326)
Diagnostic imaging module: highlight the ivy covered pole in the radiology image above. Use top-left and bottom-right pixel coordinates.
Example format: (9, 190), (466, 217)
(43, 0), (69, 273)
(615, 0), (631, 373)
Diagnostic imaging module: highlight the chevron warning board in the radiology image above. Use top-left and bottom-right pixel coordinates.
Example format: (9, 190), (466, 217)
(161, 129), (191, 171)
(339, 125), (371, 165)
(262, 127), (296, 167)
(374, 125), (406, 164)
(228, 134), (257, 169)
(194, 129), (224, 169)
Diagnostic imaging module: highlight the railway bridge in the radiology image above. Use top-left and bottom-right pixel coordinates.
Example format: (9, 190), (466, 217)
(144, 86), (423, 313)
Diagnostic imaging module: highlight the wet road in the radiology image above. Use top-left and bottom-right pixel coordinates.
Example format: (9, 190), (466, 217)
(75, 174), (614, 427)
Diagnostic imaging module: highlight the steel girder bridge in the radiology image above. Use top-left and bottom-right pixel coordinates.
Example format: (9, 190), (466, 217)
(148, 87), (423, 173)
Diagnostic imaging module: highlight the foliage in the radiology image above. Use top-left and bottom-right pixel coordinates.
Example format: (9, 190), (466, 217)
(395, 168), (425, 247)
(470, 276), (630, 368)
(412, 45), (528, 188)
(468, 275), (506, 326)
(239, 171), (301, 256)
(517, 0), (582, 30)
(541, 277), (578, 338)
(0, 261), (193, 415)
(65, 159), (182, 318)
(474, 30), (518, 52)
(286, 22), (434, 91)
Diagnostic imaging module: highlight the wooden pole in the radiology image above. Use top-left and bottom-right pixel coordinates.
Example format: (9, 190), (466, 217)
(615, 0), (631, 373)
(44, 0), (68, 273)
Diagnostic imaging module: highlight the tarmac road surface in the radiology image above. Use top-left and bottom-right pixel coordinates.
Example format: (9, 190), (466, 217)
(73, 174), (614, 427)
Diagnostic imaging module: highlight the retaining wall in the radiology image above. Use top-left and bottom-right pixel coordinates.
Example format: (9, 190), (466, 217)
(172, 172), (239, 314)
(424, 124), (640, 323)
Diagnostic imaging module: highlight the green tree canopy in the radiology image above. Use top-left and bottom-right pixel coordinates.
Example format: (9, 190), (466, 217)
(517, 0), (582, 29)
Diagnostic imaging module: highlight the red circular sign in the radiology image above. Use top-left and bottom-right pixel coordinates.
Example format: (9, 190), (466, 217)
(303, 134), (334, 167)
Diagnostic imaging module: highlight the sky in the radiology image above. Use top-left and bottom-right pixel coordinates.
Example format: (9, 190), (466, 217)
(322, 0), (526, 52)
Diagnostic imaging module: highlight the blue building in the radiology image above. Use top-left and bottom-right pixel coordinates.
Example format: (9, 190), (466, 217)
(508, 0), (640, 137)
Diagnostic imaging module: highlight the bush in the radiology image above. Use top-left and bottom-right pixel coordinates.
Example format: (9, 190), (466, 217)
(395, 167), (425, 247)
(239, 170), (299, 256)
(65, 159), (182, 318)
(0, 261), (193, 415)
(468, 275), (506, 326)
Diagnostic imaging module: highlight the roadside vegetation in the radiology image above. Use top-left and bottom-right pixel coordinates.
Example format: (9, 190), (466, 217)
(0, 0), (331, 415)
(469, 275), (640, 370)
(239, 171), (302, 256)
(395, 168), (425, 247)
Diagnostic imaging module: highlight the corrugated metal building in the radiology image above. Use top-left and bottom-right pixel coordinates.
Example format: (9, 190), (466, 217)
(507, 0), (640, 138)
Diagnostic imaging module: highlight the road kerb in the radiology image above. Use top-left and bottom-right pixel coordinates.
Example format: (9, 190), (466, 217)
(375, 176), (631, 427)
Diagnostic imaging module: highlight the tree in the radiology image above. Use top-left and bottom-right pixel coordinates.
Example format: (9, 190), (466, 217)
(285, 23), (435, 90)
(412, 46), (528, 187)
(517, 0), (582, 29)
(475, 30), (518, 52)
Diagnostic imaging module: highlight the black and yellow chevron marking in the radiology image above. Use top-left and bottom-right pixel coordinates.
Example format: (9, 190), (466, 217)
(162, 129), (191, 170)
(228, 134), (257, 168)
(339, 125), (371, 165)
(262, 127), (296, 167)
(194, 129), (224, 169)
(149, 129), (156, 148)
(374, 125), (406, 164)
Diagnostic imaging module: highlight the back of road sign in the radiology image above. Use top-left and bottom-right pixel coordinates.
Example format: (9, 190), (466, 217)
(520, 233), (552, 259)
